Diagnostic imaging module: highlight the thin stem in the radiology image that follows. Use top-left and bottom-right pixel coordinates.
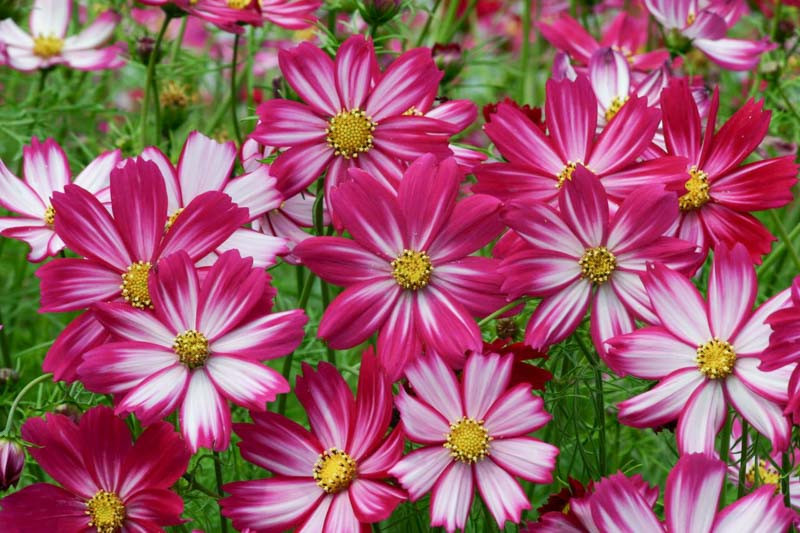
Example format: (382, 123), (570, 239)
(575, 334), (606, 476)
(230, 33), (243, 144)
(181, 472), (219, 498)
(768, 210), (800, 271)
(415, 0), (442, 47)
(277, 271), (316, 415)
(477, 297), (525, 327)
(737, 418), (749, 498)
(0, 306), (9, 368)
(140, 15), (171, 149)
(2, 373), (53, 435)
(717, 414), (732, 509)
(170, 17), (188, 63)
(213, 452), (229, 533)
(782, 451), (792, 509)
(520, 0), (533, 103)
(757, 220), (800, 274)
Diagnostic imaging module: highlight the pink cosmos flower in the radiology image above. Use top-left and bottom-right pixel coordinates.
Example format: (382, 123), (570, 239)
(0, 438), (24, 491)
(220, 350), (405, 531)
(761, 275), (800, 423)
(608, 243), (793, 455)
(645, 0), (775, 70)
(251, 35), (455, 216)
(78, 250), (307, 452)
(139, 0), (320, 32)
(36, 157), (248, 382)
(141, 131), (288, 268)
(0, 0), (125, 71)
(659, 79), (797, 263)
(529, 453), (794, 532)
(0, 137), (120, 262)
(294, 154), (505, 380)
(474, 75), (689, 206)
(500, 167), (700, 356)
(389, 352), (558, 532)
(0, 406), (190, 533)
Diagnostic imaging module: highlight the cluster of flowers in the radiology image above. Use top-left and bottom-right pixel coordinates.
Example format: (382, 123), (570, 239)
(0, 0), (799, 531)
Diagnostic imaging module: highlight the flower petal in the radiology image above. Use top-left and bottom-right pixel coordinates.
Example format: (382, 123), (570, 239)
(179, 369), (231, 452)
(389, 446), (453, 500)
(677, 380), (726, 455)
(206, 355), (289, 409)
(221, 478), (323, 533)
(489, 437), (558, 484)
(475, 458), (531, 529)
(617, 368), (705, 428)
(236, 410), (321, 476)
(430, 462), (474, 533)
(665, 453), (725, 533)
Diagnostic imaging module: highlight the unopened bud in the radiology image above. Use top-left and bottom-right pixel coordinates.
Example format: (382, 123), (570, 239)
(0, 438), (24, 490)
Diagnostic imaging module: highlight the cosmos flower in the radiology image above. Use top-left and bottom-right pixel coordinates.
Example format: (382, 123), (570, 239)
(500, 166), (699, 356)
(141, 131), (288, 268)
(390, 351), (558, 532)
(251, 35), (455, 218)
(608, 244), (793, 455)
(220, 350), (405, 531)
(0, 438), (24, 491)
(139, 0), (320, 32)
(0, 406), (190, 533)
(294, 154), (505, 380)
(0, 137), (120, 262)
(78, 250), (308, 452)
(761, 275), (800, 423)
(36, 157), (248, 382)
(527, 453), (794, 532)
(0, 0), (125, 71)
(658, 79), (797, 263)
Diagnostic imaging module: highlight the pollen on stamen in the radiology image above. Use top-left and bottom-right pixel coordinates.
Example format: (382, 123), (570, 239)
(312, 448), (357, 494)
(696, 338), (736, 379)
(120, 261), (153, 309)
(164, 208), (184, 232)
(556, 162), (578, 187)
(33, 34), (63, 58)
(325, 108), (377, 159)
(579, 246), (616, 284)
(86, 490), (126, 533)
(391, 249), (433, 290)
(43, 205), (55, 226)
(678, 165), (711, 211)
(444, 417), (492, 464)
(226, 0), (251, 8)
(746, 460), (781, 491)
(604, 95), (629, 122)
(173, 329), (210, 369)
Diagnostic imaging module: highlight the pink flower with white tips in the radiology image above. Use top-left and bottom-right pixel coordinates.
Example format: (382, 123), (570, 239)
(528, 453), (795, 532)
(0, 137), (120, 262)
(645, 0), (775, 70)
(390, 351), (558, 532)
(294, 154), (505, 380)
(608, 243), (793, 456)
(141, 131), (288, 268)
(0, 0), (125, 72)
(761, 276), (800, 424)
(36, 157), (249, 382)
(500, 167), (700, 356)
(139, 0), (320, 32)
(78, 250), (308, 452)
(220, 350), (405, 531)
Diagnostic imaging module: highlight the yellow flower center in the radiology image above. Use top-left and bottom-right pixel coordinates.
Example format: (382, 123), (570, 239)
(160, 81), (190, 109)
(312, 448), (357, 494)
(604, 95), (629, 122)
(402, 106), (424, 116)
(686, 12), (696, 25)
(445, 417), (491, 464)
(120, 261), (152, 309)
(164, 208), (184, 232)
(43, 205), (55, 226)
(556, 161), (578, 187)
(173, 330), (210, 369)
(325, 109), (376, 159)
(86, 490), (125, 533)
(678, 166), (710, 211)
(579, 246), (616, 284)
(33, 34), (64, 58)
(227, 0), (251, 7)
(696, 338), (736, 379)
(391, 249), (433, 290)
(746, 460), (781, 490)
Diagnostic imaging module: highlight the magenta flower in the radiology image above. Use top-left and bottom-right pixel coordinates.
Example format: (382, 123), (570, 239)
(390, 352), (558, 532)
(0, 438), (24, 491)
(761, 276), (800, 424)
(36, 157), (248, 382)
(0, 0), (125, 71)
(474, 75), (688, 206)
(0, 137), (120, 262)
(141, 131), (288, 268)
(530, 453), (794, 532)
(220, 350), (405, 531)
(500, 167), (699, 356)
(139, 0), (320, 32)
(294, 154), (505, 380)
(78, 250), (307, 452)
(645, 0), (775, 70)
(659, 79), (797, 263)
(608, 244), (792, 455)
(0, 406), (190, 532)
(251, 35), (455, 215)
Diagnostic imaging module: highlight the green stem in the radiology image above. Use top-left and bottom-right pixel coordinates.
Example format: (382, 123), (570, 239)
(140, 15), (171, 149)
(477, 297), (525, 327)
(170, 17), (188, 63)
(415, 0), (442, 47)
(181, 472), (220, 498)
(737, 418), (749, 498)
(782, 451), (792, 509)
(436, 0), (460, 44)
(277, 271), (317, 415)
(0, 306), (10, 368)
(575, 334), (606, 475)
(757, 220), (800, 274)
(2, 373), (53, 435)
(520, 0), (533, 103)
(213, 452), (229, 532)
(772, 0), (783, 42)
(230, 33), (243, 144)
(768, 210), (800, 271)
(717, 414), (732, 509)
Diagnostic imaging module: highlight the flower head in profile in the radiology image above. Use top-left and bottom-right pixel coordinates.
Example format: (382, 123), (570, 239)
(295, 154), (505, 380)
(528, 453), (794, 532)
(0, 0), (125, 71)
(500, 167), (700, 357)
(608, 244), (793, 456)
(0, 137), (120, 262)
(761, 275), (800, 424)
(0, 406), (190, 533)
(220, 349), (405, 531)
(36, 157), (249, 382)
(390, 351), (558, 532)
(659, 79), (797, 263)
(139, 0), (320, 32)
(0, 438), (24, 491)
(252, 35), (455, 218)
(78, 250), (308, 452)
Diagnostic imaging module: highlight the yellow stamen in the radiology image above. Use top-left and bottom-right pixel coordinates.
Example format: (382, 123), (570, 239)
(43, 205), (55, 226)
(173, 330), (210, 369)
(696, 338), (736, 379)
(120, 261), (152, 309)
(444, 417), (491, 464)
(391, 249), (433, 290)
(227, 0), (251, 7)
(86, 490), (125, 533)
(604, 95), (629, 122)
(678, 166), (711, 211)
(556, 162), (578, 187)
(33, 34), (63, 58)
(403, 106), (424, 116)
(686, 12), (696, 26)
(746, 460), (781, 490)
(325, 109), (376, 159)
(312, 448), (357, 494)
(579, 246), (616, 284)
(164, 208), (184, 232)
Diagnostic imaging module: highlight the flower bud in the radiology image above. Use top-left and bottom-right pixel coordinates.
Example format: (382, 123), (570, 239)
(358, 0), (402, 27)
(432, 43), (464, 84)
(0, 438), (24, 490)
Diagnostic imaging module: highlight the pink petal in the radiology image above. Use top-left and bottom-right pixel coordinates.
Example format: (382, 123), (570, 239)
(430, 462), (474, 533)
(22, 138), (71, 203)
(117, 364), (189, 426)
(587, 474), (662, 531)
(76, 406), (132, 494)
(42, 311), (110, 382)
(222, 166), (283, 219)
(3, 224), (62, 262)
(589, 47), (630, 112)
(712, 485), (795, 532)
(358, 425), (404, 477)
(211, 309), (307, 360)
(279, 42), (340, 116)
(179, 369), (231, 452)
(252, 99), (327, 147)
(587, 95), (660, 174)
(119, 421), (190, 495)
(237, 410), (321, 476)
(0, 484), (88, 531)
(694, 37), (775, 72)
(376, 291), (422, 381)
(318, 279), (400, 349)
(665, 453), (724, 533)
(501, 201), (584, 259)
(0, 158), (45, 217)
(617, 368), (705, 428)
(404, 352), (463, 423)
(463, 353), (513, 420)
(434, 256), (510, 317)
(176, 132), (236, 202)
(206, 355), (289, 409)
(30, 0), (71, 38)
(708, 244), (755, 340)
(734, 357), (792, 403)
(139, 146), (180, 211)
(78, 341), (178, 395)
(294, 237), (390, 287)
(484, 384), (551, 437)
(323, 491), (361, 531)
(590, 283), (636, 359)
(349, 479), (405, 523)
(489, 437), (558, 484)
(475, 458), (531, 529)
(523, 280), (591, 349)
(213, 228), (287, 269)
(737, 288), (792, 357)
(414, 286), (482, 365)
(395, 387), (450, 444)
(725, 375), (791, 454)
(93, 302), (175, 345)
(701, 204), (775, 264)
(643, 262), (711, 346)
(61, 45), (125, 71)
(709, 156), (797, 211)
(427, 194), (504, 263)
(124, 488), (184, 528)
(270, 141), (333, 198)
(348, 349), (392, 461)
(606, 326), (698, 379)
(677, 380), (726, 455)
(334, 35), (376, 110)
(389, 446), (453, 500)
(661, 80), (701, 164)
(36, 258), (120, 312)
(150, 251), (199, 332)
(545, 76), (596, 163)
(606, 187), (680, 253)
(221, 478), (323, 533)
(72, 148), (120, 194)
(367, 48), (442, 122)
(483, 102), (563, 174)
(62, 10), (120, 49)
(295, 361), (355, 450)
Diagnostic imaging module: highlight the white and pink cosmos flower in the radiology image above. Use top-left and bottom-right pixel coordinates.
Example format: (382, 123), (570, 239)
(608, 243), (793, 456)
(0, 0), (125, 72)
(220, 350), (405, 531)
(78, 250), (308, 452)
(390, 352), (558, 532)
(139, 0), (320, 32)
(0, 137), (120, 262)
(531, 453), (795, 532)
